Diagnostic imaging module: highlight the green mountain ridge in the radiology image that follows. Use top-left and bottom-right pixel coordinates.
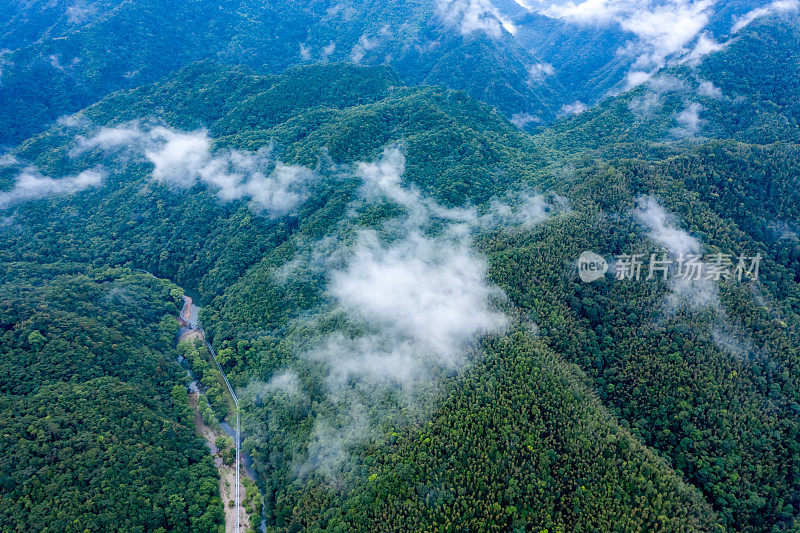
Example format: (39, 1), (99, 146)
(535, 19), (800, 154)
(0, 0), (566, 146)
(0, 266), (224, 531)
(2, 10), (800, 531)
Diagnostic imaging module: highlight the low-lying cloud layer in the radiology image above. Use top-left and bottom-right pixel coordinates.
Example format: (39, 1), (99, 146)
(519, 0), (728, 87)
(436, 0), (517, 37)
(261, 148), (563, 477)
(635, 195), (719, 311)
(0, 165), (105, 209)
(78, 124), (318, 216)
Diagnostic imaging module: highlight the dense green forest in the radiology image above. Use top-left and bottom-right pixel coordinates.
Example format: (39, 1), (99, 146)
(0, 266), (223, 531)
(2, 4), (800, 532)
(0, 0), (569, 146)
(535, 19), (800, 152)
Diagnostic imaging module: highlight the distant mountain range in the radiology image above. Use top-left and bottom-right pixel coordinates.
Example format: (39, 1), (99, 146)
(2, 0), (796, 146)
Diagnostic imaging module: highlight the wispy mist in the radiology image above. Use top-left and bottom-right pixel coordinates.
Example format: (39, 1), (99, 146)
(560, 101), (588, 116)
(299, 148), (509, 475)
(436, 0), (516, 38)
(628, 75), (714, 127)
(0, 154), (19, 168)
(634, 196), (763, 362)
(634, 195), (718, 311)
(253, 147), (563, 477)
(671, 102), (704, 138)
(733, 0), (799, 32)
(528, 62), (555, 83)
(350, 34), (378, 64)
(523, 0), (719, 87)
(0, 166), (105, 209)
(78, 124), (318, 216)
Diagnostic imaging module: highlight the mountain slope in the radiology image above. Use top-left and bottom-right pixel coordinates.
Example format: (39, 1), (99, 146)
(529, 17), (800, 156)
(0, 266), (223, 531)
(0, 0), (567, 146)
(0, 61), (742, 530)
(4, 45), (800, 527)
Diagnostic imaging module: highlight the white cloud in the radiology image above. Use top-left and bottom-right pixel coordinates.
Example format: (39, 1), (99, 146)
(321, 42), (336, 61)
(243, 371), (306, 403)
(732, 0), (799, 32)
(144, 128), (210, 187)
(356, 146), (415, 206)
(251, 148), (565, 477)
(350, 34), (378, 64)
(510, 112), (541, 128)
(560, 101), (588, 116)
(528, 62), (555, 83)
(355, 147), (474, 223)
(0, 166), (105, 209)
(78, 124), (318, 216)
(634, 195), (718, 311)
(697, 79), (722, 98)
(634, 197), (763, 362)
(624, 70), (654, 89)
(680, 32), (728, 65)
(48, 54), (69, 72)
(711, 322), (757, 360)
(671, 102), (704, 138)
(288, 148), (571, 476)
(635, 195), (701, 257)
(356, 149), (567, 229)
(528, 0), (717, 86)
(628, 75), (690, 117)
(628, 91), (664, 116)
(479, 193), (568, 229)
(326, 3), (357, 20)
(0, 154), (19, 168)
(538, 0), (621, 21)
(300, 404), (371, 478)
(436, 0), (517, 38)
(648, 75), (689, 93)
(330, 228), (507, 363)
(299, 43), (312, 61)
(622, 1), (714, 68)
(78, 124), (144, 150)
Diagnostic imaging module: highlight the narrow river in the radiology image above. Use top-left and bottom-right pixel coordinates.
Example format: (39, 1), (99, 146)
(178, 295), (262, 532)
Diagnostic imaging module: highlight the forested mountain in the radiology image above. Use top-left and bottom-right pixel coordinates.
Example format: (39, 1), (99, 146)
(2, 1), (800, 532)
(535, 17), (800, 153)
(500, 0), (773, 106)
(0, 266), (223, 531)
(3, 0), (794, 146)
(0, 0), (567, 146)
